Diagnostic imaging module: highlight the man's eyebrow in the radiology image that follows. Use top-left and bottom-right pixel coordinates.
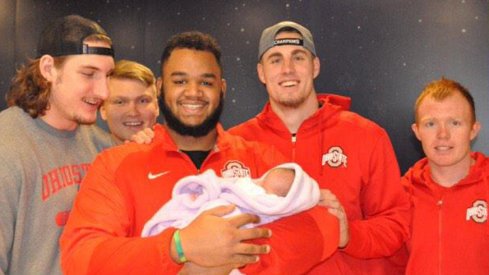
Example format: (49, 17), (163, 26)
(170, 72), (188, 77)
(265, 52), (283, 61)
(79, 65), (101, 70)
(110, 96), (129, 100)
(79, 65), (114, 75)
(201, 73), (217, 79)
(291, 48), (308, 55)
(265, 48), (308, 61)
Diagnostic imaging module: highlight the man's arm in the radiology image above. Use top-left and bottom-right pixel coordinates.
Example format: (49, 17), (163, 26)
(339, 130), (411, 258)
(0, 155), (18, 274)
(60, 150), (271, 275)
(60, 150), (180, 274)
(180, 206), (339, 275)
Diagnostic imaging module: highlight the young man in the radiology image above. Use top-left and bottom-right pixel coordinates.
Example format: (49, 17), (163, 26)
(0, 15), (114, 275)
(229, 21), (411, 274)
(100, 60), (159, 144)
(60, 31), (339, 275)
(402, 78), (488, 274)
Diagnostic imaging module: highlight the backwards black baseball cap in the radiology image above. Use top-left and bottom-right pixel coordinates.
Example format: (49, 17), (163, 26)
(36, 14), (114, 58)
(258, 21), (316, 60)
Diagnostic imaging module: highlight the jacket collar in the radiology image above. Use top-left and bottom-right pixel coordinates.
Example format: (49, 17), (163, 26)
(255, 93), (351, 134)
(409, 152), (489, 190)
(152, 123), (232, 153)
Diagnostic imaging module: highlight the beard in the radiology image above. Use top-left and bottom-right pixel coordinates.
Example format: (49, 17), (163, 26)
(277, 96), (307, 108)
(74, 115), (97, 125)
(159, 90), (224, 138)
(273, 89), (311, 109)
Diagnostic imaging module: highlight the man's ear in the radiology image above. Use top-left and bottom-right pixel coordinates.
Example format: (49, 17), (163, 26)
(156, 77), (163, 92)
(221, 78), (227, 98)
(313, 56), (320, 79)
(39, 55), (57, 82)
(154, 93), (160, 114)
(470, 121), (482, 141)
(100, 104), (108, 121)
(257, 62), (266, 84)
(411, 123), (421, 141)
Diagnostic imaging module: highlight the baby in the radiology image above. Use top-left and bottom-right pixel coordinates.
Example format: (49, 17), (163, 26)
(142, 162), (320, 237)
(254, 166), (296, 197)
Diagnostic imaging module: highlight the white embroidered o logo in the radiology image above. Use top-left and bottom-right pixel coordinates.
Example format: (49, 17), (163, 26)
(322, 146), (347, 168)
(221, 160), (251, 178)
(466, 200), (488, 223)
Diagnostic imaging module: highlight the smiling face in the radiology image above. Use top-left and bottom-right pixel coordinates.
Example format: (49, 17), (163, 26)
(257, 31), (320, 109)
(160, 48), (226, 137)
(41, 40), (114, 130)
(101, 78), (159, 143)
(412, 91), (481, 172)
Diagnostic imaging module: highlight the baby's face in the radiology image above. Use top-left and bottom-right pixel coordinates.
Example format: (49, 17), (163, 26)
(261, 168), (295, 197)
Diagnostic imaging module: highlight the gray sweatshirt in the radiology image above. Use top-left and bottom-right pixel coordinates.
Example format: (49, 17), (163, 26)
(0, 107), (113, 275)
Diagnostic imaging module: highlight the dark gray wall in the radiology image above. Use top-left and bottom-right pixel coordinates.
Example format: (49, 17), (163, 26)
(1, 0), (488, 173)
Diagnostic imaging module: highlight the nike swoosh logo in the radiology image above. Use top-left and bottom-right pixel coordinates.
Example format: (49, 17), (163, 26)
(148, 171), (170, 180)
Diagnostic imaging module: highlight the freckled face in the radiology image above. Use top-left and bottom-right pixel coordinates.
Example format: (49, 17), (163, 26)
(412, 92), (480, 170)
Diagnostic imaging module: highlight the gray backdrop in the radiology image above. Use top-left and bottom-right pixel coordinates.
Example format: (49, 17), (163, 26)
(1, 0), (488, 173)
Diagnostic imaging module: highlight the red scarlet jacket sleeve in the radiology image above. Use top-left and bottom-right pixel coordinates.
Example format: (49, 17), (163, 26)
(241, 206), (339, 274)
(60, 146), (183, 275)
(340, 130), (411, 258)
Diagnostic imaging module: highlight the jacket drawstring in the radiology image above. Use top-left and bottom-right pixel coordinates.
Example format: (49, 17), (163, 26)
(319, 111), (324, 176)
(317, 99), (326, 176)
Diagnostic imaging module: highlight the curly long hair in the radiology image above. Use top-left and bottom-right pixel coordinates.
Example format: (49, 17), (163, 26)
(6, 57), (65, 118)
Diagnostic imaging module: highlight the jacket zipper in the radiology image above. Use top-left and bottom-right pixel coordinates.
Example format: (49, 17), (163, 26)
(179, 150), (214, 174)
(437, 198), (443, 275)
(198, 148), (219, 174)
(291, 133), (297, 161)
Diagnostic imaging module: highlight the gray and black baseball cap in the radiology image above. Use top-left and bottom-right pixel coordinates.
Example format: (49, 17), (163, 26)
(36, 14), (114, 58)
(258, 21), (316, 60)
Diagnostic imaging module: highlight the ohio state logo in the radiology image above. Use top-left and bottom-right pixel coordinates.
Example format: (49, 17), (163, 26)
(221, 161), (251, 178)
(466, 200), (488, 223)
(322, 146), (348, 168)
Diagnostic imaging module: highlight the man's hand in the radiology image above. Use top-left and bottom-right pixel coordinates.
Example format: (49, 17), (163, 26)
(127, 127), (155, 144)
(319, 189), (349, 248)
(178, 204), (271, 267)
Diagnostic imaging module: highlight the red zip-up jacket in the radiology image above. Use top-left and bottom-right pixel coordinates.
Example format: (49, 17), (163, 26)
(229, 94), (411, 274)
(60, 124), (339, 275)
(402, 152), (489, 275)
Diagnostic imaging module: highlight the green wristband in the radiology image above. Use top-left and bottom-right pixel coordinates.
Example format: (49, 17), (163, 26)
(173, 230), (188, 263)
